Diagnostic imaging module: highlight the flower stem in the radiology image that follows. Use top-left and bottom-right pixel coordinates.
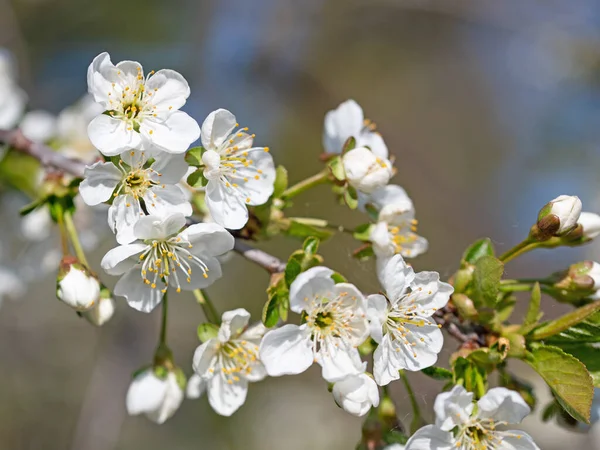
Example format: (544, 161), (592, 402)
(499, 238), (537, 263)
(193, 289), (220, 324)
(55, 205), (71, 256)
(399, 370), (424, 434)
(160, 292), (168, 344)
(63, 210), (89, 267)
(280, 169), (329, 201)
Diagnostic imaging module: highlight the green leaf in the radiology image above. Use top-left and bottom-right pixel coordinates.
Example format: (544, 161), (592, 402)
(185, 146), (205, 166)
(545, 311), (600, 344)
(302, 236), (320, 256)
(467, 339), (509, 371)
(525, 344), (593, 423)
(327, 156), (346, 181)
(19, 197), (45, 216)
(197, 323), (219, 343)
(286, 219), (333, 241)
(471, 255), (504, 307)
(452, 357), (487, 399)
(421, 366), (453, 380)
(285, 257), (302, 288)
(273, 165), (288, 198)
(558, 343), (600, 388)
(462, 238), (494, 264)
(520, 282), (542, 334)
(530, 301), (600, 340)
(353, 223), (373, 242)
(344, 186), (358, 209)
(263, 273), (289, 328)
(186, 168), (208, 188)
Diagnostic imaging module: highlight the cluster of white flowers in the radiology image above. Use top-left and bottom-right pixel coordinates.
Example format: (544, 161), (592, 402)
(323, 100), (428, 260)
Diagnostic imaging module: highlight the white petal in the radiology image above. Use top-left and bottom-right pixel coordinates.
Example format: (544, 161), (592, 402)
(101, 243), (147, 275)
(579, 211), (600, 239)
(114, 268), (164, 313)
(378, 254), (415, 303)
(145, 69), (190, 112)
(141, 111), (200, 154)
(288, 266), (335, 314)
(407, 272), (454, 312)
(259, 324), (314, 377)
(434, 385), (474, 431)
(390, 319), (443, 371)
(88, 114), (142, 155)
(370, 185), (414, 216)
(207, 374), (248, 416)
(373, 334), (403, 386)
(204, 179), (249, 229)
(109, 195), (142, 245)
(357, 130), (388, 159)
(477, 387), (531, 424)
(151, 153), (189, 184)
(240, 322), (267, 341)
(79, 161), (122, 206)
(218, 308), (251, 342)
(182, 255), (223, 290)
(233, 149), (276, 205)
(367, 294), (388, 344)
(370, 221), (396, 258)
(342, 147), (393, 194)
(201, 108), (237, 150)
(0, 87), (27, 129)
(133, 212), (186, 240)
(20, 110), (57, 143)
(126, 370), (167, 416)
(332, 373), (379, 417)
(144, 185), (192, 218)
(87, 52), (116, 106)
(322, 99), (364, 154)
(495, 431), (540, 450)
(317, 342), (365, 382)
(404, 425), (454, 450)
(186, 373), (206, 399)
(192, 339), (219, 377)
(179, 222), (234, 257)
(146, 373), (184, 424)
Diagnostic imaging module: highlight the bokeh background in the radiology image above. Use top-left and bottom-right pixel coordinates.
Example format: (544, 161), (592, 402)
(1, 0), (600, 448)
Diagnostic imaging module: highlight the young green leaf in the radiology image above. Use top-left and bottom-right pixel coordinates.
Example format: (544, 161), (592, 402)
(197, 323), (219, 342)
(520, 282), (542, 334)
(421, 366), (453, 381)
(529, 301), (600, 340)
(302, 236), (320, 256)
(353, 223), (373, 242)
(545, 311), (600, 344)
(273, 165), (288, 198)
(286, 219), (333, 241)
(471, 255), (504, 307)
(344, 186), (358, 210)
(284, 257), (302, 288)
(525, 344), (593, 423)
(352, 243), (375, 261)
(558, 343), (600, 388)
(462, 238), (494, 264)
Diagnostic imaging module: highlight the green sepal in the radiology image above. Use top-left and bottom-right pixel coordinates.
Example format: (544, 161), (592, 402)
(262, 273), (289, 327)
(341, 136), (356, 155)
(452, 356), (488, 399)
(185, 146), (206, 166)
(353, 223), (373, 242)
(173, 367), (187, 391)
(330, 272), (347, 284)
(343, 185), (359, 209)
(197, 322), (219, 343)
(273, 165), (288, 198)
(352, 243), (374, 261)
(186, 168), (208, 188)
(285, 218), (333, 241)
(153, 365), (169, 380)
(19, 197), (46, 216)
(420, 366), (453, 381)
(327, 156), (346, 181)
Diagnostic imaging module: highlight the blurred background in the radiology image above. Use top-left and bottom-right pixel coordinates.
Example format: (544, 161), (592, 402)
(1, 0), (600, 448)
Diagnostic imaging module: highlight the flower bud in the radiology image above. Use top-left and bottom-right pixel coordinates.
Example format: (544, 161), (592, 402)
(56, 257), (100, 311)
(537, 195), (582, 237)
(81, 288), (115, 326)
(126, 367), (185, 424)
(332, 373), (379, 417)
(568, 261), (600, 298)
(342, 147), (393, 194)
(578, 212), (600, 240)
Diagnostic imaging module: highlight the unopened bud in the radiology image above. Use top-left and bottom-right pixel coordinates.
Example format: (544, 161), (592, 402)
(81, 287), (115, 326)
(342, 147), (393, 194)
(578, 212), (600, 240)
(536, 195), (582, 237)
(554, 261), (600, 300)
(56, 256), (100, 311)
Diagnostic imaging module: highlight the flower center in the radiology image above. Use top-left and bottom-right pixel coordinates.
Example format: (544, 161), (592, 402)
(387, 219), (419, 255)
(217, 340), (258, 384)
(314, 311), (334, 328)
(454, 418), (512, 450)
(138, 236), (209, 293)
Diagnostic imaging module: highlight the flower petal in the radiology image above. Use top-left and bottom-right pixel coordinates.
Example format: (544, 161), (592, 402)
(377, 254), (415, 303)
(288, 266), (335, 314)
(79, 161), (122, 206)
(357, 130), (388, 159)
(322, 99), (363, 154)
(87, 52), (116, 106)
(126, 370), (166, 416)
(179, 222), (234, 257)
(404, 425), (454, 450)
(88, 114), (142, 156)
(434, 385), (474, 431)
(114, 268), (164, 313)
(409, 271), (454, 314)
(109, 195), (143, 245)
(495, 431), (540, 450)
(204, 179), (249, 229)
(207, 374), (248, 416)
(373, 334), (403, 386)
(259, 324), (313, 377)
(133, 212), (186, 240)
(141, 111), (200, 154)
(186, 374), (206, 399)
(233, 148), (276, 205)
(101, 243), (147, 275)
(477, 387), (531, 424)
(367, 294), (388, 344)
(144, 185), (192, 218)
(369, 184), (414, 216)
(218, 308), (251, 342)
(317, 343), (365, 382)
(201, 108), (237, 150)
(192, 339), (219, 377)
(181, 255), (223, 290)
(151, 153), (189, 184)
(145, 69), (190, 112)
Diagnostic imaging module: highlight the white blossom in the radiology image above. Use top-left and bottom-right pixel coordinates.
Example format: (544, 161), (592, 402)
(20, 110), (57, 143)
(56, 95), (104, 161)
(82, 294), (115, 326)
(259, 266), (369, 382)
(368, 185), (428, 259)
(0, 48), (27, 129)
(368, 255), (452, 385)
(538, 195), (582, 235)
(56, 259), (101, 311)
(0, 267), (25, 308)
(80, 149), (192, 244)
(187, 308), (267, 416)
(87, 52), (200, 155)
(579, 212), (600, 240)
(126, 369), (184, 424)
(323, 99), (388, 158)
(101, 213), (233, 313)
(199, 108), (276, 229)
(406, 385), (539, 450)
(332, 373), (379, 417)
(342, 147), (393, 194)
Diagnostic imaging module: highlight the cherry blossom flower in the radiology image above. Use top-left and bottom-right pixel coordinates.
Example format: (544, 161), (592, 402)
(56, 95), (104, 161)
(56, 257), (101, 311)
(82, 291), (115, 326)
(405, 385), (539, 450)
(259, 266), (369, 382)
(538, 195), (582, 236)
(101, 213), (233, 312)
(0, 48), (27, 129)
(367, 185), (428, 259)
(199, 108), (276, 229)
(332, 373), (379, 417)
(87, 52), (200, 155)
(323, 99), (388, 158)
(80, 149), (191, 244)
(126, 369), (184, 424)
(367, 255), (453, 385)
(342, 147), (393, 195)
(187, 308), (266, 416)
(19, 110), (57, 143)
